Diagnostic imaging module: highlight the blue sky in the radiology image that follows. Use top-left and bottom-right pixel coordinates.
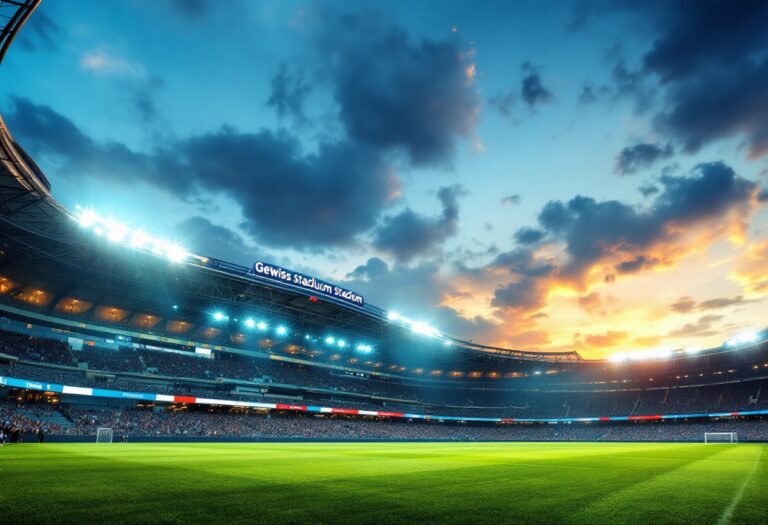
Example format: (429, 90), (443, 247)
(3, 0), (767, 357)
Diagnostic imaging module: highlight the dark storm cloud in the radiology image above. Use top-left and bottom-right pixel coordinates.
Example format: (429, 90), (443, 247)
(5, 97), (399, 249)
(175, 128), (398, 249)
(639, 0), (768, 83)
(372, 185), (465, 262)
(5, 96), (166, 187)
(615, 143), (673, 175)
(638, 183), (659, 198)
(513, 227), (545, 245)
(614, 254), (660, 274)
(588, 1), (768, 156)
(316, 10), (480, 166)
(266, 65), (309, 124)
(489, 248), (556, 278)
(17, 10), (61, 52)
(491, 276), (548, 311)
(535, 162), (757, 278)
(520, 62), (552, 108)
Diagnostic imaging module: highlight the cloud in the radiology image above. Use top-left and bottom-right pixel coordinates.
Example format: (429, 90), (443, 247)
(605, 0), (768, 157)
(5, 97), (400, 250)
(489, 91), (515, 119)
(17, 10), (61, 52)
(639, 183), (659, 197)
(467, 160), (761, 325)
(134, 75), (164, 125)
(668, 314), (723, 338)
(316, 10), (480, 166)
(670, 294), (759, 313)
(266, 64), (309, 124)
(535, 161), (758, 280)
(501, 194), (521, 206)
(80, 49), (145, 78)
(698, 295), (757, 310)
(372, 185), (466, 262)
(491, 276), (549, 312)
(513, 227), (545, 245)
(343, 257), (498, 341)
(520, 62), (553, 108)
(670, 296), (696, 313)
(615, 143), (674, 175)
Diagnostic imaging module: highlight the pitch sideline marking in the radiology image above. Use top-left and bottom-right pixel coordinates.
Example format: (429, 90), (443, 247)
(716, 448), (763, 525)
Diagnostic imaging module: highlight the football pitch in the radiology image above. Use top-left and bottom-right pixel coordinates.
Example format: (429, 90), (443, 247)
(1, 442), (766, 524)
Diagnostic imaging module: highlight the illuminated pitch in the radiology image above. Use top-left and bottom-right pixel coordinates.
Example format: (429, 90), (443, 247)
(3, 442), (766, 524)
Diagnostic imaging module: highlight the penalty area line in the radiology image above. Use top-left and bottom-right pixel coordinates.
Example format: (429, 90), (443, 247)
(716, 448), (763, 525)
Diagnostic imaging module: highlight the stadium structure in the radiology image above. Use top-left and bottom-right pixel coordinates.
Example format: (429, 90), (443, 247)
(1, 1), (767, 446)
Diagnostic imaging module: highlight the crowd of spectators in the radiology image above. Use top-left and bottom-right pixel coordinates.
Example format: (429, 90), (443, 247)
(0, 398), (66, 442)
(1, 329), (768, 421)
(3, 398), (767, 442)
(0, 329), (72, 366)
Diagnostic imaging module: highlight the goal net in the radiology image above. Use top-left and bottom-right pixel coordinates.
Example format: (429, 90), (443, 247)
(96, 427), (113, 443)
(704, 432), (738, 443)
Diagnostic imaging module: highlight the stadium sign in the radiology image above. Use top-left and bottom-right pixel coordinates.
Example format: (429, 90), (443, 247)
(252, 261), (364, 307)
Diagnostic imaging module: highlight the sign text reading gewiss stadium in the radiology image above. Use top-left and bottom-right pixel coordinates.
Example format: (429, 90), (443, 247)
(252, 261), (364, 307)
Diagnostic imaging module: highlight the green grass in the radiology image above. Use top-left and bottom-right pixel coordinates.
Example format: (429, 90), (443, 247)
(1, 442), (767, 524)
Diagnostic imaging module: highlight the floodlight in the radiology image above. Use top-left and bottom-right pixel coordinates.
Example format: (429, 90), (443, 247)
(212, 311), (226, 322)
(387, 311), (400, 321)
(337, 339), (347, 348)
(276, 325), (287, 336)
(256, 321), (268, 331)
(325, 336), (335, 345)
(411, 322), (436, 337)
(244, 318), (256, 329)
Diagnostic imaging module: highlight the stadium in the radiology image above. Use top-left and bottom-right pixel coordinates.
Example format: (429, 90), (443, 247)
(1, 1), (767, 524)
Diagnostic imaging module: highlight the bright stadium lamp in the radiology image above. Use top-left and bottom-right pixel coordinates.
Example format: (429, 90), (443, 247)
(276, 325), (287, 336)
(256, 321), (268, 331)
(387, 311), (400, 321)
(244, 318), (256, 329)
(212, 311), (226, 322)
(411, 322), (436, 337)
(165, 243), (188, 263)
(337, 339), (347, 348)
(325, 336), (335, 345)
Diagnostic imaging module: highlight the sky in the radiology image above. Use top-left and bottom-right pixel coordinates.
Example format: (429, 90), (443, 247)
(2, 0), (767, 359)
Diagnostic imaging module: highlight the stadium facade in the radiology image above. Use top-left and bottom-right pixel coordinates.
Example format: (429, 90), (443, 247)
(1, 1), (767, 442)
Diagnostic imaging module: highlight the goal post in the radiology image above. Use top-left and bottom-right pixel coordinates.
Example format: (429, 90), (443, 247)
(704, 432), (738, 443)
(96, 427), (113, 443)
